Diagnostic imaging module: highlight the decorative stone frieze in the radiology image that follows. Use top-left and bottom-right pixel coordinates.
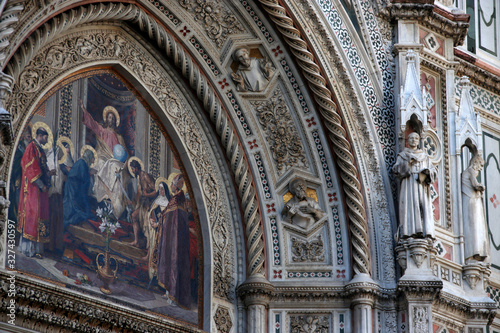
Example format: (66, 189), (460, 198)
(380, 0), (469, 46)
(252, 90), (308, 175)
(179, 0), (244, 48)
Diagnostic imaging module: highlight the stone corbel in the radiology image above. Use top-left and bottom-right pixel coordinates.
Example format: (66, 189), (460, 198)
(463, 261), (491, 291)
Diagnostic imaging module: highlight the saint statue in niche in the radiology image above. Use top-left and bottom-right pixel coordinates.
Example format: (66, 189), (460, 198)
(393, 132), (437, 239)
(282, 178), (325, 229)
(462, 154), (490, 262)
(231, 47), (275, 92)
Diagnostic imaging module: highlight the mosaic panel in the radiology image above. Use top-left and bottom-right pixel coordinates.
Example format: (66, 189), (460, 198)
(287, 271), (332, 278)
(339, 313), (345, 333)
(332, 206), (344, 265)
(147, 0), (181, 26)
(312, 130), (333, 188)
(484, 132), (500, 271)
(254, 152), (272, 199)
(226, 91), (252, 136)
(455, 78), (500, 116)
(354, 0), (397, 165)
(239, 0), (274, 43)
(270, 217), (281, 265)
(280, 59), (310, 114)
(487, 285), (500, 308)
(274, 313), (281, 333)
(58, 84), (73, 137)
(189, 36), (221, 76)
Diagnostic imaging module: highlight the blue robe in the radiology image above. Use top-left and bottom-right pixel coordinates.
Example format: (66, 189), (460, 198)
(63, 159), (93, 227)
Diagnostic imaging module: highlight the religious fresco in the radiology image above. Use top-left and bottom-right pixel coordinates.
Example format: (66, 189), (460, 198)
(7, 69), (201, 326)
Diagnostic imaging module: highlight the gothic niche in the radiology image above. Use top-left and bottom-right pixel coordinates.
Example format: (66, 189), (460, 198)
(8, 69), (201, 326)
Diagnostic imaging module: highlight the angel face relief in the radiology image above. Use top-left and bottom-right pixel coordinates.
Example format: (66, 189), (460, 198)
(7, 70), (201, 325)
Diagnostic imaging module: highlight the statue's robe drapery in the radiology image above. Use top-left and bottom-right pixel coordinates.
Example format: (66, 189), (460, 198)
(393, 148), (437, 238)
(462, 169), (490, 260)
(63, 158), (93, 227)
(150, 190), (191, 308)
(17, 140), (51, 244)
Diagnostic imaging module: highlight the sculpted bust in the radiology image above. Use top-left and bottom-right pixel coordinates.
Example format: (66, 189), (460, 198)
(282, 178), (325, 229)
(462, 154), (490, 261)
(393, 132), (437, 239)
(231, 47), (275, 92)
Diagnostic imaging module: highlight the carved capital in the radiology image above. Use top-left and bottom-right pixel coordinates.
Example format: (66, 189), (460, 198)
(237, 274), (274, 307)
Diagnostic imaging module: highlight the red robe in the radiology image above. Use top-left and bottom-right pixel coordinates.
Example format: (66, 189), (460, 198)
(17, 140), (50, 243)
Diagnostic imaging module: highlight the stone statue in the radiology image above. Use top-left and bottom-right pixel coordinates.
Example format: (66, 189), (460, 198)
(282, 178), (325, 229)
(462, 154), (490, 261)
(231, 47), (275, 92)
(393, 132), (437, 239)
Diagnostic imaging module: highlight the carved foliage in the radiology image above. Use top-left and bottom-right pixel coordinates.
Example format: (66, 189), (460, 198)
(291, 235), (324, 262)
(179, 0), (244, 48)
(290, 315), (329, 333)
(214, 306), (232, 333)
(252, 89), (307, 174)
(413, 307), (428, 333)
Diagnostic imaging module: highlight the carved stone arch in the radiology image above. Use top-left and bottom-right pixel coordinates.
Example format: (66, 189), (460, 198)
(1, 18), (257, 333)
(255, 0), (397, 283)
(3, 2), (267, 283)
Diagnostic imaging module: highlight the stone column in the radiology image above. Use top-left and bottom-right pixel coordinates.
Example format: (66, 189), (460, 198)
(346, 273), (378, 333)
(237, 274), (274, 333)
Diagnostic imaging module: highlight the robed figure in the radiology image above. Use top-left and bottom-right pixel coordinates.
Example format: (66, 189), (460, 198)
(63, 149), (96, 227)
(462, 155), (490, 261)
(150, 175), (191, 308)
(17, 127), (55, 257)
(393, 132), (437, 238)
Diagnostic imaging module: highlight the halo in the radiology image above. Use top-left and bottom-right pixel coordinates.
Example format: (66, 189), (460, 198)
(155, 177), (169, 192)
(56, 136), (75, 165)
(127, 156), (144, 177)
(167, 172), (187, 194)
(31, 122), (53, 150)
(102, 106), (120, 127)
(80, 145), (97, 168)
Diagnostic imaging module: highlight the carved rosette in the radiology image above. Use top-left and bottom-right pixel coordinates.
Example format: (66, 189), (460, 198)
(251, 89), (308, 175)
(214, 306), (233, 333)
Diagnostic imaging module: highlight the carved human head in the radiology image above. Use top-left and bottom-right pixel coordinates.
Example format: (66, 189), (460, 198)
(233, 47), (251, 68)
(407, 132), (420, 149)
(289, 178), (307, 201)
(470, 154), (485, 171)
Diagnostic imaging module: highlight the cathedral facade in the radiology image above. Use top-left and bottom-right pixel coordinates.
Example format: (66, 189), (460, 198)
(0, 0), (499, 332)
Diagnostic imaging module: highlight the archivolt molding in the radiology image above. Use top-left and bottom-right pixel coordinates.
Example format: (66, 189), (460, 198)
(257, 0), (372, 276)
(2, 2), (266, 280)
(280, 0), (396, 282)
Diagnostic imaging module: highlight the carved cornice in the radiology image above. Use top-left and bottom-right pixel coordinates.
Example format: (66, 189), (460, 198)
(455, 49), (500, 96)
(434, 291), (497, 324)
(0, 272), (203, 332)
(380, 1), (469, 46)
(257, 0), (371, 276)
(397, 279), (443, 299)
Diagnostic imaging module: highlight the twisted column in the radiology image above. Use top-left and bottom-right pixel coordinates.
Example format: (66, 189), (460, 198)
(258, 0), (371, 274)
